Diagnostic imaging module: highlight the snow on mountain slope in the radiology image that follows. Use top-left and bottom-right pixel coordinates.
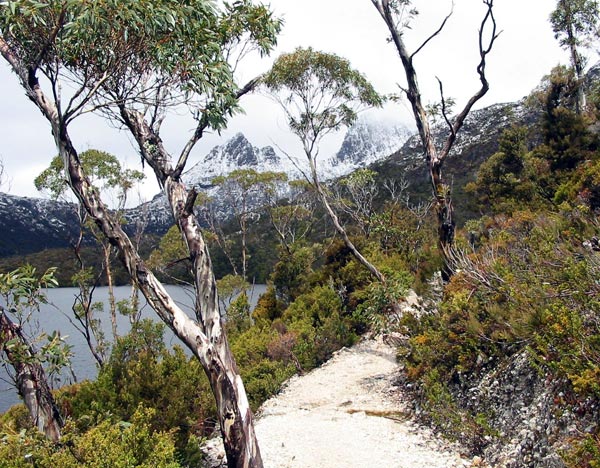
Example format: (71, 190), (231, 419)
(327, 118), (412, 177)
(182, 133), (299, 187)
(0, 118), (413, 247)
(0, 193), (78, 256)
(182, 118), (411, 188)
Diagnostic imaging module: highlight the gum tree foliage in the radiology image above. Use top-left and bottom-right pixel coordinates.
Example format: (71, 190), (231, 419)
(0, 1), (281, 465)
(262, 47), (387, 283)
(369, 0), (499, 279)
(0, 265), (68, 441)
(550, 0), (600, 113)
(212, 169), (287, 282)
(35, 149), (145, 365)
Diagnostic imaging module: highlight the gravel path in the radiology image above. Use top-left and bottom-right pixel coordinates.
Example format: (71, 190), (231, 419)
(205, 337), (481, 468)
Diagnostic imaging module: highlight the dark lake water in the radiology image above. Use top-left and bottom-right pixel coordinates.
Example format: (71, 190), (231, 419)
(0, 284), (267, 413)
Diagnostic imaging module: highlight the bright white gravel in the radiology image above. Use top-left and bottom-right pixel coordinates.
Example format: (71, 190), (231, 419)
(205, 337), (481, 468)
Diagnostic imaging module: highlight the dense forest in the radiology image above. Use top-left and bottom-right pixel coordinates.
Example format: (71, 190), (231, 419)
(0, 1), (600, 467)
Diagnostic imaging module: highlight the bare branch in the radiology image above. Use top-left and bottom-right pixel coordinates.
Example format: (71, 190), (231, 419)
(440, 0), (500, 159)
(410, 2), (454, 60)
(64, 72), (111, 124)
(436, 77), (455, 139)
(0, 157), (5, 190)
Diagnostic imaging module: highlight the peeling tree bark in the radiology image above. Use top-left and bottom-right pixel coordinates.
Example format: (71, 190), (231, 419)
(0, 310), (63, 442)
(1, 38), (263, 468)
(102, 243), (118, 341)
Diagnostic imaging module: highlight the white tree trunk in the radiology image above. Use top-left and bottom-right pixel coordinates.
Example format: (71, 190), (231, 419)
(0, 311), (63, 442)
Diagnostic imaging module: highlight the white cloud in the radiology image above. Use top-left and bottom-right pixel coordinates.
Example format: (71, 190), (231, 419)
(0, 0), (577, 203)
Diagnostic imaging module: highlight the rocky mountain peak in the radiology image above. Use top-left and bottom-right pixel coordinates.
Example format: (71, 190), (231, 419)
(182, 135), (285, 187)
(206, 132), (258, 166)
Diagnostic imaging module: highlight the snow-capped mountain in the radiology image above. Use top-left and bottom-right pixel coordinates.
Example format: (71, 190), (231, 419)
(182, 119), (411, 188)
(0, 193), (79, 256)
(1, 105), (524, 256)
(327, 119), (412, 177)
(182, 133), (300, 187)
(122, 120), (410, 234)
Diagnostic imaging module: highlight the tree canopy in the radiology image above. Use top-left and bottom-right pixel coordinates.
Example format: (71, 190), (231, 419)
(550, 0), (599, 50)
(262, 47), (383, 154)
(0, 0), (280, 130)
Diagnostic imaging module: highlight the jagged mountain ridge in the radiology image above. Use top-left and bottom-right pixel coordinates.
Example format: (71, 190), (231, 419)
(0, 105), (530, 257)
(181, 133), (295, 188)
(182, 118), (411, 186)
(123, 119), (411, 235)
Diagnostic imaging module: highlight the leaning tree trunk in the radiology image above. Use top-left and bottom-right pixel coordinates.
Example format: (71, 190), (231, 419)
(0, 310), (63, 442)
(65, 122), (261, 466)
(59, 128), (262, 468)
(309, 159), (386, 284)
(69, 111), (260, 465)
(1, 38), (263, 464)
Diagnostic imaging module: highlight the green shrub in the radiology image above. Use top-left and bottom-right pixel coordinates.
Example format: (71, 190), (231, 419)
(63, 320), (214, 462)
(396, 209), (600, 448)
(284, 284), (356, 368)
(563, 432), (600, 468)
(0, 408), (181, 468)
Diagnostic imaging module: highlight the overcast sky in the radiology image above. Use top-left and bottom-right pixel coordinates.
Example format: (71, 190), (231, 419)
(0, 0), (574, 203)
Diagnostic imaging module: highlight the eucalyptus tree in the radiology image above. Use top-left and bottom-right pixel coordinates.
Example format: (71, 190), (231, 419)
(36, 149), (145, 363)
(0, 1), (280, 465)
(369, 0), (499, 278)
(0, 266), (67, 442)
(212, 169), (287, 282)
(262, 47), (386, 283)
(551, 0), (600, 113)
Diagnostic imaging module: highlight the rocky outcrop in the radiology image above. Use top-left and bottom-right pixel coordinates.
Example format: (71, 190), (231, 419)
(453, 351), (599, 468)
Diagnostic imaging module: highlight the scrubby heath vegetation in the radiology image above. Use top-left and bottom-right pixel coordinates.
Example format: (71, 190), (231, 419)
(393, 66), (600, 466)
(1, 1), (600, 468)
(0, 201), (434, 466)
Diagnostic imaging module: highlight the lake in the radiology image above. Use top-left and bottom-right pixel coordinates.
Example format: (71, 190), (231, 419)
(0, 284), (267, 413)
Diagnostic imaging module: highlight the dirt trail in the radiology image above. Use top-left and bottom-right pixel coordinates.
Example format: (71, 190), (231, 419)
(205, 337), (481, 467)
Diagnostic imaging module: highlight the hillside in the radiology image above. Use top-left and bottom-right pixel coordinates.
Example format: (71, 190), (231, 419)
(371, 101), (541, 223)
(0, 193), (79, 256)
